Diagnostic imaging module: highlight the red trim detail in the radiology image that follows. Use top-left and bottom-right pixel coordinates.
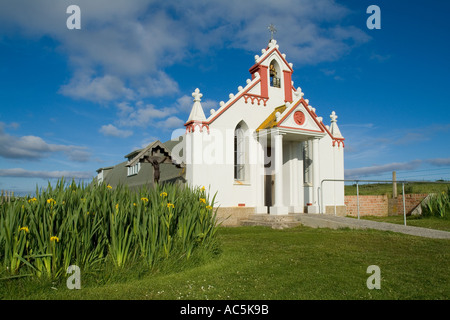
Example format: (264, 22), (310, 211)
(184, 120), (210, 134)
(259, 65), (268, 98)
(206, 78), (262, 125)
(332, 138), (345, 148)
(276, 98), (345, 147)
(238, 203), (245, 207)
(243, 93), (268, 106)
(203, 46), (294, 126)
(277, 99), (325, 133)
(283, 70), (292, 102)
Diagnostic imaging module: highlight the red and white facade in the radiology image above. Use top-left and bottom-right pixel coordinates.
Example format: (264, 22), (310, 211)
(176, 39), (345, 215)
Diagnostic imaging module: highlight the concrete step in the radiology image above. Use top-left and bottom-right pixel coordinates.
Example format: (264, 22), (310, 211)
(240, 214), (303, 229)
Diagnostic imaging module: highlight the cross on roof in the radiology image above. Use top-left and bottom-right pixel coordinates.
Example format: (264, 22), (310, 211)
(268, 24), (277, 40)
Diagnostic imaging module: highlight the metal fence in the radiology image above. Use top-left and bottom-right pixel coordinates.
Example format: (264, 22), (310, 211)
(1, 190), (15, 203)
(319, 179), (450, 226)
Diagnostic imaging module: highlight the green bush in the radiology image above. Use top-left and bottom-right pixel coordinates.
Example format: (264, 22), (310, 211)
(0, 179), (220, 280)
(421, 187), (450, 219)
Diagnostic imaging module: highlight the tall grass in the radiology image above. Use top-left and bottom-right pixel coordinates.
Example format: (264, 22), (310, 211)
(0, 179), (219, 280)
(421, 187), (450, 219)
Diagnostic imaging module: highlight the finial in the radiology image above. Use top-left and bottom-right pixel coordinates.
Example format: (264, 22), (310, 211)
(192, 88), (203, 102)
(330, 111), (338, 122)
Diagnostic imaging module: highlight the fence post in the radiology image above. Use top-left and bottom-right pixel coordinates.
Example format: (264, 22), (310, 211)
(356, 181), (360, 220)
(402, 183), (407, 226)
(393, 171), (397, 198)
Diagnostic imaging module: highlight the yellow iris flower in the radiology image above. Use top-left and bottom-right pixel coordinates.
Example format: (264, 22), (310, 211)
(19, 226), (29, 233)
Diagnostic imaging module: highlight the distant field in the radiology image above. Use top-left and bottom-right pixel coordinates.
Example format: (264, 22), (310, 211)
(345, 182), (450, 196)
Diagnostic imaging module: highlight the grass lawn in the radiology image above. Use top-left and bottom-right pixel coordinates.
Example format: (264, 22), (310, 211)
(1, 225), (449, 300)
(351, 215), (450, 232)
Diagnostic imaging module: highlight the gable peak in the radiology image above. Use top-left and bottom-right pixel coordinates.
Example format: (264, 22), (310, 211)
(329, 111), (343, 138)
(252, 39), (294, 73)
(187, 88), (206, 122)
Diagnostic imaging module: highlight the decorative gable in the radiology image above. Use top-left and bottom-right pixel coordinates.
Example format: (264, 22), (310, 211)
(277, 100), (325, 134)
(249, 39), (294, 103)
(127, 140), (175, 168)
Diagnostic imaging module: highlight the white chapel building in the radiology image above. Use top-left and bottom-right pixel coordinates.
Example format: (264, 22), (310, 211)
(175, 39), (345, 217)
(97, 39), (346, 224)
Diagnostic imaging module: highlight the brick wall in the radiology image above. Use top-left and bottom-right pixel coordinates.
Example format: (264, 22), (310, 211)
(393, 194), (428, 215)
(345, 195), (389, 217)
(344, 194), (428, 217)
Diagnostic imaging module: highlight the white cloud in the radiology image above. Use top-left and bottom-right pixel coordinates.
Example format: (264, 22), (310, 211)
(0, 0), (370, 103)
(115, 92), (212, 130)
(0, 168), (93, 180)
(159, 116), (184, 129)
(99, 124), (133, 138)
(136, 72), (180, 97)
(370, 53), (391, 62)
(0, 124), (90, 162)
(59, 73), (136, 102)
(426, 158), (450, 167)
(345, 157), (450, 179)
(392, 124), (450, 146)
(176, 95), (194, 112)
(345, 160), (423, 179)
(118, 103), (172, 127)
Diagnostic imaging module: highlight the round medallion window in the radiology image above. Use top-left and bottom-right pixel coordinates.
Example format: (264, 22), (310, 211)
(293, 111), (305, 126)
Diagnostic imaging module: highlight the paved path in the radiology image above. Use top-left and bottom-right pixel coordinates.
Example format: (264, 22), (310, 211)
(296, 214), (450, 239)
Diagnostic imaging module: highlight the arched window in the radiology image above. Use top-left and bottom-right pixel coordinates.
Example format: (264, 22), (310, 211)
(269, 60), (281, 88)
(234, 122), (248, 181)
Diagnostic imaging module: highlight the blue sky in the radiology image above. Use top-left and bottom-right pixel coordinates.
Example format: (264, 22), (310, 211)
(0, 0), (449, 195)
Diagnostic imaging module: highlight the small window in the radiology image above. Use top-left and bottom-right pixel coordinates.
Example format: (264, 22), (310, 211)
(303, 142), (312, 184)
(127, 162), (141, 177)
(234, 122), (247, 181)
(269, 60), (281, 88)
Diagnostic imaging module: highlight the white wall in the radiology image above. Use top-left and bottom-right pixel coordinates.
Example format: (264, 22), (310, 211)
(318, 134), (345, 209)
